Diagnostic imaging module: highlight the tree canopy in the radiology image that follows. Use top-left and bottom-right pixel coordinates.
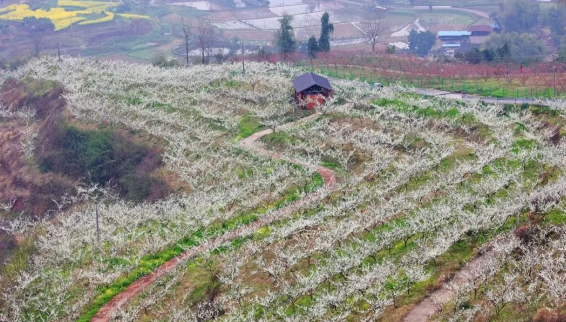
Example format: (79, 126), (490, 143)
(501, 0), (540, 32)
(307, 36), (319, 59)
(484, 31), (545, 62)
(275, 14), (296, 59)
(22, 16), (54, 32)
(408, 30), (436, 57)
(318, 12), (334, 52)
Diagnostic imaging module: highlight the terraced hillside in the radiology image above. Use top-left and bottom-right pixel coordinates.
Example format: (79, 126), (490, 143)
(0, 58), (565, 322)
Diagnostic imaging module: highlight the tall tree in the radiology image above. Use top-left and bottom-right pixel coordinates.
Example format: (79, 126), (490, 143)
(318, 12), (334, 52)
(408, 30), (436, 57)
(181, 17), (192, 66)
(33, 37), (43, 57)
(362, 11), (385, 52)
(275, 14), (296, 60)
(546, 6), (566, 45)
(484, 32), (544, 62)
(197, 21), (214, 64)
(307, 36), (319, 59)
(501, 0), (539, 33)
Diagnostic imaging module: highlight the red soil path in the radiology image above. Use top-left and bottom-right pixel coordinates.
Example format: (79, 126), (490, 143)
(403, 247), (502, 321)
(91, 113), (335, 322)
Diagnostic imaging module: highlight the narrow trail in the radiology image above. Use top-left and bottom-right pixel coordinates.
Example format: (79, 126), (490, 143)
(410, 6), (490, 19)
(402, 250), (498, 322)
(90, 113), (336, 322)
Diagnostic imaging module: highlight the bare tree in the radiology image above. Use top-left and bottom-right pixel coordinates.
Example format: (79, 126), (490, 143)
(33, 36), (43, 57)
(361, 11), (385, 52)
(57, 42), (62, 62)
(197, 21), (214, 64)
(181, 17), (193, 66)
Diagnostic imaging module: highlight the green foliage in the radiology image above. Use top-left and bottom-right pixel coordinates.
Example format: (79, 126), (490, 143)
(408, 30), (436, 57)
(502, 0), (540, 33)
(113, 1), (133, 13)
(1, 238), (35, 281)
(38, 124), (162, 201)
(307, 36), (319, 59)
(386, 45), (396, 54)
(262, 131), (296, 149)
(557, 48), (566, 62)
(484, 32), (545, 62)
(21, 76), (60, 97)
(318, 12), (334, 52)
(22, 16), (55, 32)
(464, 48), (483, 64)
(237, 114), (264, 139)
(547, 6), (565, 37)
(482, 47), (496, 62)
(275, 14), (296, 59)
(511, 138), (537, 153)
(545, 208), (566, 225)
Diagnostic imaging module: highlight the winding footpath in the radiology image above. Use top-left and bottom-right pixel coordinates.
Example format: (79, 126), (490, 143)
(403, 243), (506, 322)
(90, 113), (336, 322)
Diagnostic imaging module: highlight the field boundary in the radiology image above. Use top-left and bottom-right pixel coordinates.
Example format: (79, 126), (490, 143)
(89, 113), (336, 322)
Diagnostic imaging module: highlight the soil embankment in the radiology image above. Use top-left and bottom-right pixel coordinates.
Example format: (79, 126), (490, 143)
(0, 78), (175, 259)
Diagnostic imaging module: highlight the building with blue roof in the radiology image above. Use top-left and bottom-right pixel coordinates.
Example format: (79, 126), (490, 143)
(438, 31), (471, 41)
(438, 30), (473, 53)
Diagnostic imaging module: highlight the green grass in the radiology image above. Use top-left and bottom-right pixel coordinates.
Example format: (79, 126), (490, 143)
(268, 140), (549, 319)
(373, 96), (463, 119)
(76, 170), (324, 322)
(418, 9), (475, 27)
(128, 49), (158, 60)
(310, 65), (561, 100)
(236, 114), (264, 140)
(544, 208), (566, 225)
(262, 131), (296, 149)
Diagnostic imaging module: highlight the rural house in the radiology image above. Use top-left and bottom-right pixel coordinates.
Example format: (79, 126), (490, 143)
(467, 25), (493, 37)
(292, 72), (333, 110)
(438, 30), (472, 51)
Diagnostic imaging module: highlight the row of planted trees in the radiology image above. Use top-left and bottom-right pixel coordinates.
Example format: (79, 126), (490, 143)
(243, 49), (566, 99)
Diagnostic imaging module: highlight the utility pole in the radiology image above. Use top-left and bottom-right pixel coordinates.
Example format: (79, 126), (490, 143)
(57, 42), (61, 62)
(552, 66), (556, 97)
(95, 202), (100, 244)
(241, 41), (245, 74)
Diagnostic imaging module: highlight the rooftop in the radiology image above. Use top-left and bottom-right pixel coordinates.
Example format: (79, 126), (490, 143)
(438, 31), (472, 37)
(292, 73), (333, 92)
(468, 25), (493, 33)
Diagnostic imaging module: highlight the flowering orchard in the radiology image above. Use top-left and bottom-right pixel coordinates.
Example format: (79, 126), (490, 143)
(269, 50), (566, 99)
(0, 57), (566, 322)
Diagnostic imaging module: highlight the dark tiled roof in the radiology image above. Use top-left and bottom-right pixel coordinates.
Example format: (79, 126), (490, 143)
(467, 25), (493, 33)
(292, 72), (333, 92)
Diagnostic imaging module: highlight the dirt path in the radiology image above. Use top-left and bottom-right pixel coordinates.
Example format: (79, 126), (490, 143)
(90, 113), (335, 322)
(402, 251), (498, 322)
(410, 6), (490, 19)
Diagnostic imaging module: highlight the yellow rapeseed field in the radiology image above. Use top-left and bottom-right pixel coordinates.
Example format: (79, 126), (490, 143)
(78, 11), (113, 25)
(117, 13), (150, 19)
(0, 4), (87, 30)
(0, 0), (147, 31)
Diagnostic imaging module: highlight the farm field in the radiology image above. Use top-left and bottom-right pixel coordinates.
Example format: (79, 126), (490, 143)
(312, 64), (561, 99)
(0, 0), (150, 30)
(0, 57), (565, 322)
(293, 52), (566, 100)
(296, 22), (363, 41)
(0, 0), (499, 61)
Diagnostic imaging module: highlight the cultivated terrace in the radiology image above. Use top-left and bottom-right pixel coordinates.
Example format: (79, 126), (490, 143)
(0, 57), (565, 322)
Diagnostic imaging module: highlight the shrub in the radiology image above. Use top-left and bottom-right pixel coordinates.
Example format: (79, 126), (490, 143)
(38, 123), (166, 201)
